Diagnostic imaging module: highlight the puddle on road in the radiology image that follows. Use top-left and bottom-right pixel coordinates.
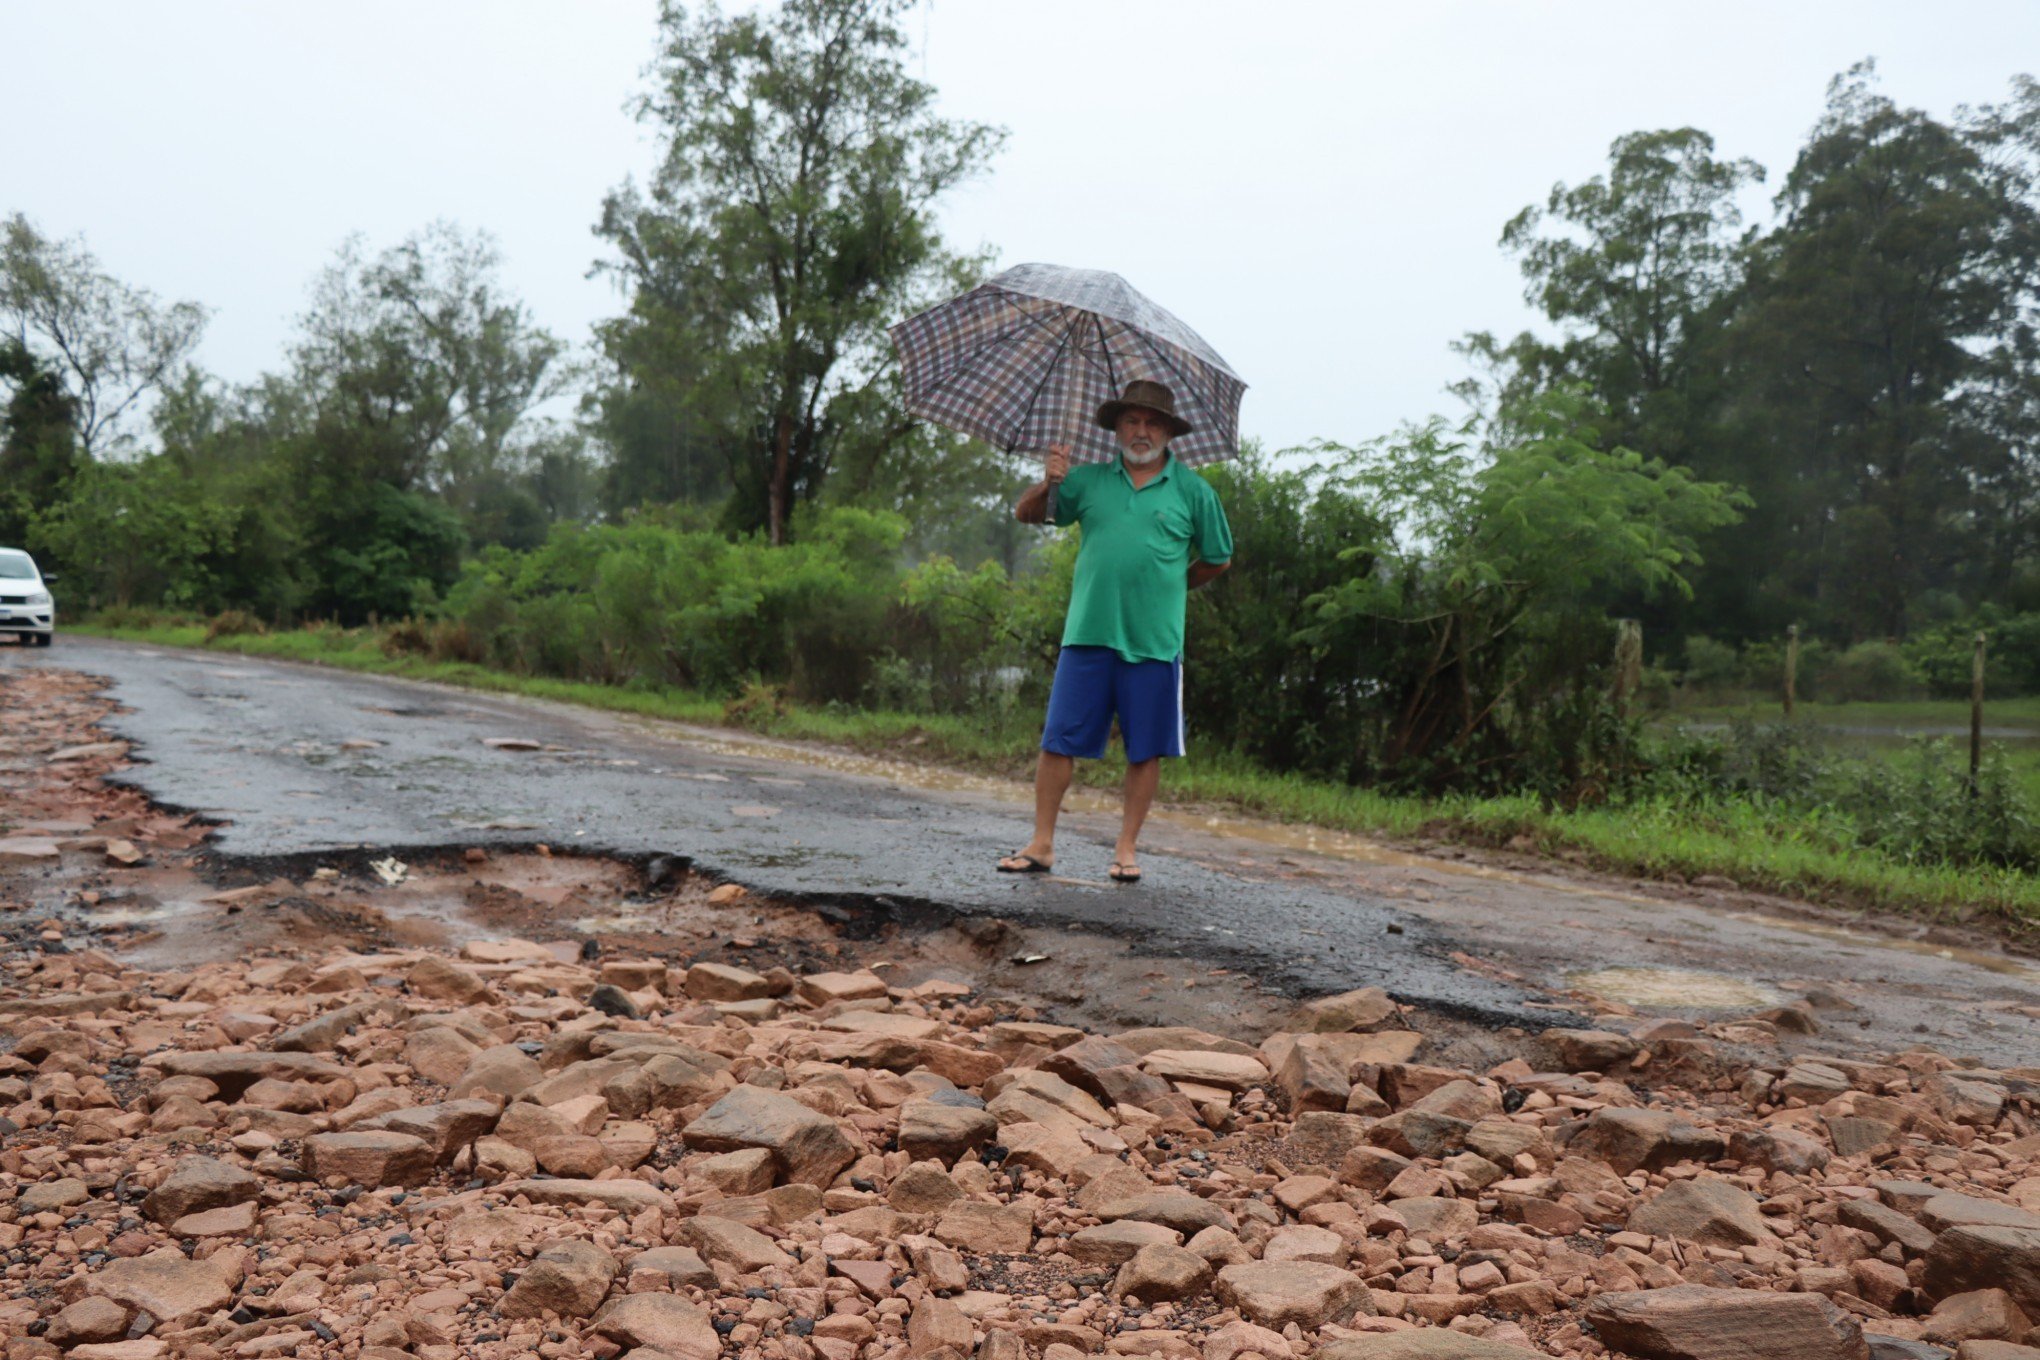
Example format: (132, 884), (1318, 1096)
(1730, 910), (2040, 984)
(1154, 814), (1531, 885)
(72, 900), (183, 929)
(1568, 966), (1782, 1010)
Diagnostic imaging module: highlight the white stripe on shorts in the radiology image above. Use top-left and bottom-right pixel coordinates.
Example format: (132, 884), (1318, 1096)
(1174, 656), (1186, 757)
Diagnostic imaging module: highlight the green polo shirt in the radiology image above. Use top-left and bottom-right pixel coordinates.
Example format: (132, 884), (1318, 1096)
(1051, 453), (1233, 663)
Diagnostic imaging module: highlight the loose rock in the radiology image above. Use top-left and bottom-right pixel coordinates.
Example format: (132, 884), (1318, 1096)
(1587, 1284), (1870, 1360)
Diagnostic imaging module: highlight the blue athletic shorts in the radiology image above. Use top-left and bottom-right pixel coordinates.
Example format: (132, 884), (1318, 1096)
(1040, 645), (1185, 763)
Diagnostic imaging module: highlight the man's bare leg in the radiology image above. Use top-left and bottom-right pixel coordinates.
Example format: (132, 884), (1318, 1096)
(1113, 757), (1160, 877)
(1000, 751), (1074, 869)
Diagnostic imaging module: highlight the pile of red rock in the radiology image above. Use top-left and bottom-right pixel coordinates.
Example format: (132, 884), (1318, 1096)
(2, 931), (2036, 1360)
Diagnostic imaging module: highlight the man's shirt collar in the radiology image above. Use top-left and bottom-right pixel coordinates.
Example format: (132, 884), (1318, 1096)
(1115, 451), (1177, 487)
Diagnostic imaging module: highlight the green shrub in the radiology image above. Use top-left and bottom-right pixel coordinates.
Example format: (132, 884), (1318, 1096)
(436, 506), (917, 701)
(380, 618), (432, 656)
(1186, 450), (1392, 779)
(895, 549), (1059, 714)
(1836, 740), (2037, 870)
(1905, 613), (2040, 699)
(204, 609), (266, 641)
(1739, 724), (1837, 803)
(1642, 721), (2037, 871)
(1681, 635), (1740, 689)
(722, 679), (789, 728)
(1296, 389), (1746, 793)
(1636, 664), (1676, 712)
(1815, 640), (1923, 702)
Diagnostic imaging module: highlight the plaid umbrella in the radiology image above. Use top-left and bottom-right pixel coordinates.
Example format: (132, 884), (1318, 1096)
(888, 262), (1247, 468)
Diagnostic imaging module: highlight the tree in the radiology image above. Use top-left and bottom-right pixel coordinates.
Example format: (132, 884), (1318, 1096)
(822, 363), (1032, 569)
(1301, 387), (1747, 793)
(268, 221), (586, 612)
(291, 222), (576, 518)
(0, 338), (82, 545)
(147, 373), (312, 618)
(1957, 74), (2040, 606)
(1459, 129), (1762, 462)
(595, 0), (1004, 542)
(0, 213), (207, 457)
(1724, 63), (2040, 639)
(28, 456), (236, 608)
(1467, 71), (2040, 647)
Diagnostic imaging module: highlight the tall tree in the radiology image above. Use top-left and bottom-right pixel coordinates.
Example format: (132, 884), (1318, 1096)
(1460, 129), (1762, 461)
(254, 223), (575, 620)
(595, 0), (1004, 543)
(0, 338), (82, 544)
(0, 213), (207, 457)
(291, 222), (575, 508)
(1958, 74), (2040, 605)
(1725, 63), (2040, 639)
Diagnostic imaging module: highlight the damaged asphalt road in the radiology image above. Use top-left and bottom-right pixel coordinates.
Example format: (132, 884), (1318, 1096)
(4, 637), (1558, 1027)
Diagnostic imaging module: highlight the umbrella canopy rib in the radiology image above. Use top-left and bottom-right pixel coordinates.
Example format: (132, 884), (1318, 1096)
(1004, 307), (1084, 453)
(1144, 330), (1225, 441)
(905, 294), (1107, 439)
(1094, 312), (1122, 405)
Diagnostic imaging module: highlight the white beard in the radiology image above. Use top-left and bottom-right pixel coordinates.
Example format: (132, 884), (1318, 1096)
(1122, 444), (1164, 466)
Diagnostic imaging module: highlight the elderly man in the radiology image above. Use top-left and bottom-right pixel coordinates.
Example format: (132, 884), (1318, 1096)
(997, 379), (1233, 883)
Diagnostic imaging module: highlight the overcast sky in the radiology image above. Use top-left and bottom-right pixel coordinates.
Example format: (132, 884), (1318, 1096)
(5, 1), (2037, 454)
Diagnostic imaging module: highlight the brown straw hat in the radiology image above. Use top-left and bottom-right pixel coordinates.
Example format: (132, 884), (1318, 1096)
(1096, 379), (1193, 438)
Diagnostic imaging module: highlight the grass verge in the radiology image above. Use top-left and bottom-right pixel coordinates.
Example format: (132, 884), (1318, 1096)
(1664, 697), (2040, 807)
(64, 620), (2040, 936)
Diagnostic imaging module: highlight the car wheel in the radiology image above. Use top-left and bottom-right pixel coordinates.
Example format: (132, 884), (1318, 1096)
(33, 633), (52, 648)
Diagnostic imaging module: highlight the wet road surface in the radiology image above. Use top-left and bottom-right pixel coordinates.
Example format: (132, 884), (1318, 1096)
(7, 639), (1552, 1025)
(8, 638), (2038, 1063)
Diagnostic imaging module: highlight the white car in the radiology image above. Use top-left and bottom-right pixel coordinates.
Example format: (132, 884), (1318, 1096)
(0, 548), (56, 646)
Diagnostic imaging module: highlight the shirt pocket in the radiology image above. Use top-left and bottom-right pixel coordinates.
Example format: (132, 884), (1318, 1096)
(1153, 505), (1193, 541)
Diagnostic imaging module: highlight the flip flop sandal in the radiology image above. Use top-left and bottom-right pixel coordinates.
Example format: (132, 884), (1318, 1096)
(997, 854), (1052, 874)
(1108, 863), (1143, 884)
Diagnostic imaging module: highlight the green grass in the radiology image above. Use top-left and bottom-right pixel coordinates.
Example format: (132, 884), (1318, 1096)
(1661, 696), (2040, 806)
(66, 619), (2040, 936)
(1673, 694), (2040, 731)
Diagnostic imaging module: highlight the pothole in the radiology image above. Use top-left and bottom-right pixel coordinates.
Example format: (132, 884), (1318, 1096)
(1568, 965), (1782, 1010)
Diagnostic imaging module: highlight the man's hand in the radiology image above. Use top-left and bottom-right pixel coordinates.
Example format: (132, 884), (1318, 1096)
(1015, 444), (1073, 523)
(1189, 560), (1231, 590)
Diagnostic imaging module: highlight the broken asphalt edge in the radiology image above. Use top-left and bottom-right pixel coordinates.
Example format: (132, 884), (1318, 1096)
(70, 661), (1587, 1037)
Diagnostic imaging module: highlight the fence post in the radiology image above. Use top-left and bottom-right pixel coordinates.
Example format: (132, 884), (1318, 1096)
(1611, 619), (1642, 717)
(1970, 630), (1987, 798)
(1784, 625), (1799, 719)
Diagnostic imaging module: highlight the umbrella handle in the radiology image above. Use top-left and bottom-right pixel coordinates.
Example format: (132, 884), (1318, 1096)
(1042, 442), (1075, 525)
